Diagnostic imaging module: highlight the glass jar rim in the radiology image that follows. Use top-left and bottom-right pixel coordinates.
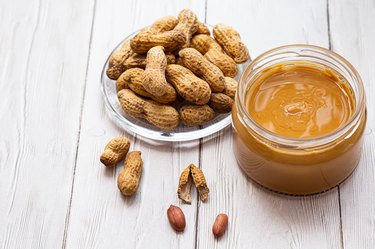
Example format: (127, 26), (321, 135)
(236, 44), (366, 147)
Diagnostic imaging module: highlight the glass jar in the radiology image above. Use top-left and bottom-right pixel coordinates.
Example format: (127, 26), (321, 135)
(232, 45), (367, 195)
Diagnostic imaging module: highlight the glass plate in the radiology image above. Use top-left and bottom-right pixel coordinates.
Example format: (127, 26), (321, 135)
(101, 26), (247, 142)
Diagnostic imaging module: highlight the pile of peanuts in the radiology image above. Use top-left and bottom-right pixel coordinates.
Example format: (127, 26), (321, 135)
(106, 9), (249, 130)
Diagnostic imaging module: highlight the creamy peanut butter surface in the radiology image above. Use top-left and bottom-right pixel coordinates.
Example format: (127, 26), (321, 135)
(232, 60), (366, 195)
(246, 62), (355, 138)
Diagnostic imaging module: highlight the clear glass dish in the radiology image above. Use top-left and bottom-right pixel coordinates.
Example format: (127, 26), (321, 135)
(101, 26), (247, 142)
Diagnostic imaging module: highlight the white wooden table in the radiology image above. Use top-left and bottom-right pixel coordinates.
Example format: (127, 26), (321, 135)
(0, 0), (374, 248)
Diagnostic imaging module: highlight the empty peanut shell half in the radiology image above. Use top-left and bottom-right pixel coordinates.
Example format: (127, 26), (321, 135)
(178, 163), (209, 203)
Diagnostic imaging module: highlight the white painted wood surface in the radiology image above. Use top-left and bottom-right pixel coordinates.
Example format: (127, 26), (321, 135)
(0, 0), (374, 248)
(329, 1), (375, 248)
(0, 0), (94, 248)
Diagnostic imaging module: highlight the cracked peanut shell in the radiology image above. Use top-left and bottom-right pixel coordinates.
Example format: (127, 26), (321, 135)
(178, 164), (209, 203)
(177, 166), (193, 204)
(190, 164), (209, 201)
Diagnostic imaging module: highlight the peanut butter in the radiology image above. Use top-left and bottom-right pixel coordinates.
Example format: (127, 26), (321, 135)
(247, 62), (355, 138)
(232, 53), (366, 195)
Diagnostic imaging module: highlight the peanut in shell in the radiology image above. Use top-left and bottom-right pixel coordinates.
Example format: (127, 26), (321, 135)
(179, 48), (225, 93)
(213, 24), (250, 63)
(179, 105), (215, 126)
(166, 64), (211, 105)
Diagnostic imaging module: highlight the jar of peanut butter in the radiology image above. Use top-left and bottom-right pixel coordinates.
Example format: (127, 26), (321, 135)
(232, 45), (367, 195)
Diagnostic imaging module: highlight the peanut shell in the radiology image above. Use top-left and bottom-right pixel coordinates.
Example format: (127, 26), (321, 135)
(208, 93), (233, 113)
(213, 24), (250, 63)
(107, 40), (134, 80)
(179, 105), (215, 126)
(118, 89), (179, 130)
(191, 34), (237, 77)
(117, 151), (143, 196)
(179, 48), (225, 93)
(166, 64), (211, 105)
(177, 166), (193, 204)
(223, 77), (238, 98)
(118, 68), (176, 104)
(100, 137), (130, 167)
(190, 164), (209, 201)
(130, 30), (186, 54)
(173, 9), (199, 48)
(149, 16), (178, 33)
(194, 21), (210, 35)
(142, 46), (169, 97)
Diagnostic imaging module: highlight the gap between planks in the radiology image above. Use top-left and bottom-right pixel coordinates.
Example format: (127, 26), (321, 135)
(61, 0), (98, 248)
(326, 0), (344, 248)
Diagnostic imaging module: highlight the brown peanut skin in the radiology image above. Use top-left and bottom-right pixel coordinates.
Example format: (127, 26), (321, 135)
(223, 77), (238, 98)
(118, 89), (179, 130)
(167, 205), (186, 232)
(100, 137), (130, 167)
(166, 64), (211, 105)
(118, 68), (177, 104)
(106, 40), (134, 80)
(149, 16), (178, 33)
(117, 151), (143, 196)
(209, 93), (233, 113)
(130, 30), (186, 54)
(191, 34), (238, 77)
(173, 9), (198, 48)
(179, 48), (225, 93)
(179, 105), (215, 126)
(213, 24), (250, 63)
(142, 46), (169, 97)
(212, 214), (228, 238)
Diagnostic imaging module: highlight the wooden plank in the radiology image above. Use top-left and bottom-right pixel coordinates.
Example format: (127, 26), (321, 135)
(196, 0), (343, 248)
(63, 1), (206, 248)
(0, 0), (95, 248)
(329, 0), (375, 248)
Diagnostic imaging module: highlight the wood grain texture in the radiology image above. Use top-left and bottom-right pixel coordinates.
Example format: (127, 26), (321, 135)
(1, 0), (374, 248)
(197, 0), (343, 248)
(63, 1), (205, 248)
(329, 0), (375, 248)
(0, 0), (95, 248)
